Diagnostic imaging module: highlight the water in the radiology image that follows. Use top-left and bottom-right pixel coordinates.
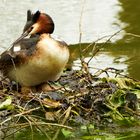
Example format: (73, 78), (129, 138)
(0, 0), (120, 46)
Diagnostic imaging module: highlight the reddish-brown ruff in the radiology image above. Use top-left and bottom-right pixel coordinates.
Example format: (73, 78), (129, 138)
(37, 14), (54, 34)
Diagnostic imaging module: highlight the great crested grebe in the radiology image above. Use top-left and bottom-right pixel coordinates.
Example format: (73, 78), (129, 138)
(0, 10), (69, 86)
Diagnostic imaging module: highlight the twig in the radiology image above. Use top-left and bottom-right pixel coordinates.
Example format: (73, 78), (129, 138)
(125, 106), (140, 116)
(1, 122), (73, 130)
(0, 76), (7, 83)
(0, 107), (40, 126)
(87, 29), (124, 64)
(52, 106), (72, 140)
(2, 121), (72, 140)
(82, 34), (114, 53)
(22, 115), (34, 140)
(93, 67), (139, 82)
(126, 33), (140, 38)
(79, 0), (86, 61)
(28, 116), (52, 140)
(3, 125), (29, 139)
(68, 90), (88, 99)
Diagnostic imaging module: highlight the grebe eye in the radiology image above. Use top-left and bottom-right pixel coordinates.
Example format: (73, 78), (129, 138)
(30, 26), (34, 30)
(27, 26), (34, 33)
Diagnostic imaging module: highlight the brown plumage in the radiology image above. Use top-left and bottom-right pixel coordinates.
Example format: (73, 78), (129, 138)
(0, 10), (69, 86)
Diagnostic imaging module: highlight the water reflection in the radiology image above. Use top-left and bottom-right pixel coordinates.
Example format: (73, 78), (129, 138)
(114, 0), (140, 79)
(70, 42), (140, 80)
(118, 0), (140, 43)
(72, 0), (140, 80)
(105, 43), (140, 80)
(73, 52), (128, 77)
(70, 43), (128, 78)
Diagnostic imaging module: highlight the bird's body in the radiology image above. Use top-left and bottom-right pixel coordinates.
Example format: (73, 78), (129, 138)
(0, 10), (69, 86)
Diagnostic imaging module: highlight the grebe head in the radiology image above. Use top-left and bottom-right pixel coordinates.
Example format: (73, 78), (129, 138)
(13, 10), (54, 44)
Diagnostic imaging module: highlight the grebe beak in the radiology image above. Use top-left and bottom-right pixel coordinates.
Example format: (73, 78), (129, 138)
(12, 30), (29, 45)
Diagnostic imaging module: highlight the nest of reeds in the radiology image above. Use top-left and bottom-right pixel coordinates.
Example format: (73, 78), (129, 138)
(0, 59), (140, 139)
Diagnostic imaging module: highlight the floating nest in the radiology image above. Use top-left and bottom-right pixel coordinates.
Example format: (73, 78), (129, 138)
(0, 61), (140, 139)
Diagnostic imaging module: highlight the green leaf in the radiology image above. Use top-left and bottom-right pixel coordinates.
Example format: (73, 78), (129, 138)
(0, 96), (14, 110)
(61, 128), (73, 138)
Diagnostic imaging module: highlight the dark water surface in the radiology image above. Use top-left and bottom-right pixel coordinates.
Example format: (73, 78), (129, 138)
(0, 0), (140, 139)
